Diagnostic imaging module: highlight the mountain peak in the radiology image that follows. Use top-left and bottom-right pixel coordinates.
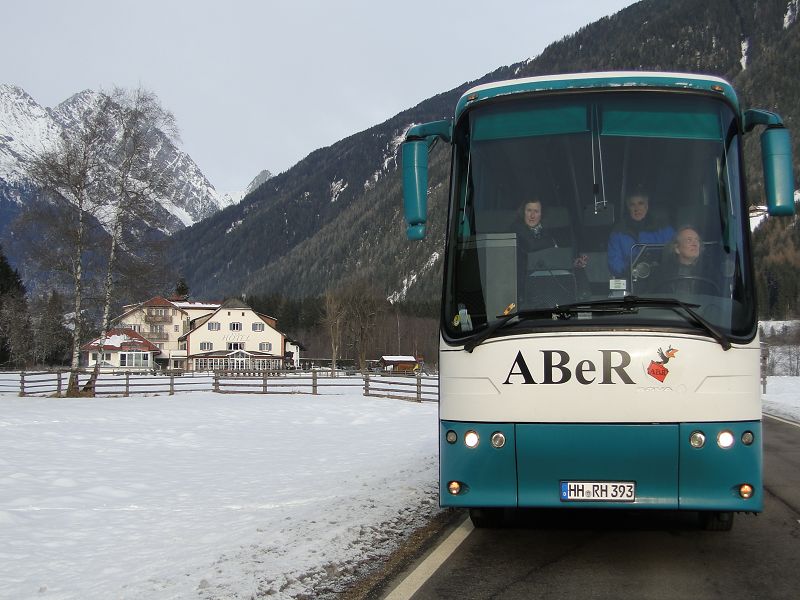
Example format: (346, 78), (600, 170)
(1, 85), (229, 240)
(246, 169), (273, 195)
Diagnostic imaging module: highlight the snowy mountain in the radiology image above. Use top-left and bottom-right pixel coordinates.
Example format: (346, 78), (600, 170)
(0, 84), (227, 235)
(171, 0), (800, 307)
(217, 169), (274, 208)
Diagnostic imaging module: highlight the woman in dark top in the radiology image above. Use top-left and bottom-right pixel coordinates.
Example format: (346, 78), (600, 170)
(511, 199), (588, 304)
(511, 199), (560, 253)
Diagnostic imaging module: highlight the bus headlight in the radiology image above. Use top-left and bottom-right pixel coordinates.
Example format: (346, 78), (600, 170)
(491, 432), (506, 448)
(689, 431), (706, 448)
(739, 484), (754, 499)
(448, 481), (462, 495)
(464, 430), (480, 448)
(445, 430), (458, 444)
(741, 431), (754, 445)
(717, 430), (735, 449)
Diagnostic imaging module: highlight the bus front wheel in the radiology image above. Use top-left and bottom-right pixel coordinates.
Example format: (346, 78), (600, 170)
(699, 511), (734, 531)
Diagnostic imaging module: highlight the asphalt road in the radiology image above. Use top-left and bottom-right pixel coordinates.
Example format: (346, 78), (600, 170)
(403, 415), (800, 600)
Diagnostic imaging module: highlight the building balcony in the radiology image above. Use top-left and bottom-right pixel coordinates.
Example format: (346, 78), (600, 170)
(144, 314), (173, 324)
(145, 332), (170, 341)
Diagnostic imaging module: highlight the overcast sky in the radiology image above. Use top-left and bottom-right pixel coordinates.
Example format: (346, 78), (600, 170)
(3, 0), (638, 192)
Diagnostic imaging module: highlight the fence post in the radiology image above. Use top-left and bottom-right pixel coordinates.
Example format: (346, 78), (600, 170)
(312, 370), (318, 395)
(169, 374), (175, 396)
(213, 372), (220, 393)
(124, 372), (130, 397)
(364, 372), (370, 397)
(56, 371), (62, 397)
(262, 371), (268, 394)
(416, 372), (422, 402)
(19, 371), (25, 397)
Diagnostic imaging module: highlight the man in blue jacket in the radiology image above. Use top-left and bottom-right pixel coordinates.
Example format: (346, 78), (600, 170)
(607, 192), (674, 278)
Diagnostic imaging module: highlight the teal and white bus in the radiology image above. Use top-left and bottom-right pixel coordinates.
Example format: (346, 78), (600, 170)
(402, 72), (795, 530)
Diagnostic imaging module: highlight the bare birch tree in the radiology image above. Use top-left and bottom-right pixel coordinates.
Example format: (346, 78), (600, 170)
(26, 97), (110, 393)
(88, 87), (179, 386)
(25, 86), (177, 393)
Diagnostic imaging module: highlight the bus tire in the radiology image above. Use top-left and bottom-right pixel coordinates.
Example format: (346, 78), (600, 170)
(469, 508), (504, 528)
(699, 511), (734, 531)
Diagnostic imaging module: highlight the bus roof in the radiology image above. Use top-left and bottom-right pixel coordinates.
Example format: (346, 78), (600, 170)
(455, 71), (739, 120)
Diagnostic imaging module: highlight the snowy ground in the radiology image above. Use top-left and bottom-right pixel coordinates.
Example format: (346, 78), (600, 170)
(0, 378), (798, 600)
(762, 376), (800, 422)
(0, 388), (439, 599)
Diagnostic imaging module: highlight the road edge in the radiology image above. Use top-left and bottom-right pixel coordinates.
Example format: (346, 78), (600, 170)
(337, 508), (466, 600)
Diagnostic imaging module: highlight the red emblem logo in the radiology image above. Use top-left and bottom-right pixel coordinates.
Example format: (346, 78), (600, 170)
(647, 346), (678, 383)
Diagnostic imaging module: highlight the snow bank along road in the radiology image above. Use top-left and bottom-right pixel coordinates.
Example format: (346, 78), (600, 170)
(0, 390), (440, 599)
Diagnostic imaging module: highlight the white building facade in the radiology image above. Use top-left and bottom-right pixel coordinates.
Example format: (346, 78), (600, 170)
(182, 298), (287, 372)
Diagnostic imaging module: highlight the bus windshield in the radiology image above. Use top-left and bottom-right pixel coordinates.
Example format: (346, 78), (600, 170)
(443, 92), (756, 343)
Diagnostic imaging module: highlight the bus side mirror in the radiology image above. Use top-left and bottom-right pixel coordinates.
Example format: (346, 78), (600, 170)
(401, 119), (452, 241)
(403, 141), (429, 240)
(761, 127), (796, 216)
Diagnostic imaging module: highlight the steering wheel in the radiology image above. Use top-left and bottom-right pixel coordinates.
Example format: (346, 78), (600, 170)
(656, 276), (720, 296)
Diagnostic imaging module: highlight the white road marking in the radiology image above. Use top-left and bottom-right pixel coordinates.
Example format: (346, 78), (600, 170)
(764, 413), (800, 428)
(384, 515), (474, 600)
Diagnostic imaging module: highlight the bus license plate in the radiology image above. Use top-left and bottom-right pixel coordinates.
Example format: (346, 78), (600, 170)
(560, 481), (635, 502)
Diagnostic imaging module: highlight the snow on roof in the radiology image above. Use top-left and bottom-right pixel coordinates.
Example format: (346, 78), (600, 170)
(172, 301), (221, 310)
(380, 355), (418, 362)
(81, 328), (159, 352)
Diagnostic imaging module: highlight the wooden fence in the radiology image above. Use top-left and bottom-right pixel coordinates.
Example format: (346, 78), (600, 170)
(3, 369), (438, 402)
(363, 372), (438, 402)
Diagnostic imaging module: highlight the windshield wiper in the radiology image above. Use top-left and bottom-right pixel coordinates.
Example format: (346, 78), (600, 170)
(463, 306), (578, 353)
(461, 295), (731, 353)
(608, 295), (732, 350)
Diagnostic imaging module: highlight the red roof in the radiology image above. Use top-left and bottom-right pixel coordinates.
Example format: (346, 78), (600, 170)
(141, 296), (176, 308)
(81, 328), (160, 353)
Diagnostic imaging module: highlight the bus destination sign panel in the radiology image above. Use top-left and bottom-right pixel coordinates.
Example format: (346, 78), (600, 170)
(560, 481), (636, 502)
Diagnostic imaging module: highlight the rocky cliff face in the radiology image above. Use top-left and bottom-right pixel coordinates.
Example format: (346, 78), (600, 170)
(0, 84), (226, 237)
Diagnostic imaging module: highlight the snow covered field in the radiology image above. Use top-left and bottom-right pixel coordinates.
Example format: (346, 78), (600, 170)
(762, 376), (800, 422)
(0, 388), (439, 599)
(0, 378), (797, 600)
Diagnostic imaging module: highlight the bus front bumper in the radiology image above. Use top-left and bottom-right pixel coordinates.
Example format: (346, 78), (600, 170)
(440, 421), (763, 512)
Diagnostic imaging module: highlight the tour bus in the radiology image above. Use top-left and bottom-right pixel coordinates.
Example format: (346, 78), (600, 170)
(401, 72), (795, 530)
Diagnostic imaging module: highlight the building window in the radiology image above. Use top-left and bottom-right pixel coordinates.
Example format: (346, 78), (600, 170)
(259, 342), (272, 352)
(227, 342), (244, 351)
(156, 343), (164, 350)
(130, 324), (142, 332)
(200, 342), (213, 351)
(252, 322), (264, 332)
(208, 321), (220, 331)
(174, 324), (180, 332)
(151, 324), (165, 333)
(230, 322), (242, 331)
(120, 352), (149, 367)
(179, 341), (187, 350)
